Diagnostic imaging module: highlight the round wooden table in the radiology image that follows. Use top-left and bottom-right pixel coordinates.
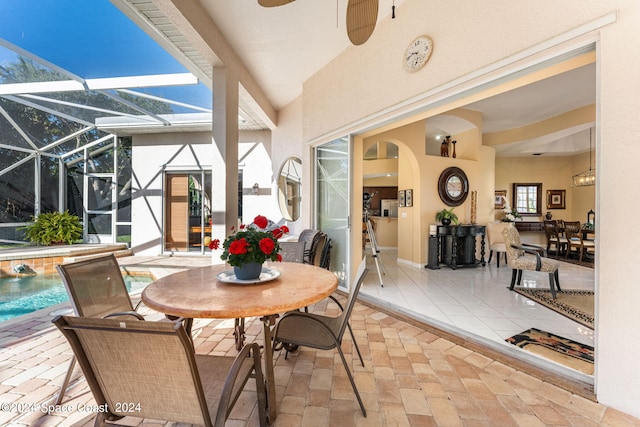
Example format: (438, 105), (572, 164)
(142, 261), (338, 423)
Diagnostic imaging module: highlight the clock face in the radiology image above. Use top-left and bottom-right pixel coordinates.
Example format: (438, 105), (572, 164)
(404, 35), (433, 72)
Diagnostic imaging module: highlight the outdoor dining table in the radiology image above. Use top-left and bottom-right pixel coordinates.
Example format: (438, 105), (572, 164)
(141, 261), (338, 423)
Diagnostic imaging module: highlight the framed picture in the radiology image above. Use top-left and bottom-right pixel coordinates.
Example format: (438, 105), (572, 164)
(546, 189), (566, 209)
(398, 190), (406, 207)
(494, 190), (507, 209)
(405, 189), (413, 207)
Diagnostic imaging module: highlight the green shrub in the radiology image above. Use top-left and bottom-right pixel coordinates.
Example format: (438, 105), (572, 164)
(22, 211), (83, 245)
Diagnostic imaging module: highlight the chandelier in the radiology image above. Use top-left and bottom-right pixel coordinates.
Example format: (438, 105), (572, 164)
(572, 127), (595, 187)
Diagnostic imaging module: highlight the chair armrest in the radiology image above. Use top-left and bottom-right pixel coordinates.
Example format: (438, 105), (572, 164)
(521, 243), (547, 256)
(510, 244), (542, 271)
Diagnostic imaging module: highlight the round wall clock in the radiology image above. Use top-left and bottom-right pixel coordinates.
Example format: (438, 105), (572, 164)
(403, 35), (433, 72)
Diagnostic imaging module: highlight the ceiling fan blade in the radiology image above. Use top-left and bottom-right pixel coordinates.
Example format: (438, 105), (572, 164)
(258, 0), (296, 6)
(346, 0), (379, 45)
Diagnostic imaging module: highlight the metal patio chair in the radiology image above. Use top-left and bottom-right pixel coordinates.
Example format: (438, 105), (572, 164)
(53, 315), (266, 427)
(54, 253), (192, 404)
(272, 257), (369, 416)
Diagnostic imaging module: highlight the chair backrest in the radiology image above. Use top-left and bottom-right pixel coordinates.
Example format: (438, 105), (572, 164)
(310, 233), (328, 267)
(563, 220), (582, 241)
(56, 254), (134, 318)
(486, 222), (510, 247)
(279, 241), (305, 263)
(336, 257), (368, 341)
(543, 220), (559, 241)
(53, 315), (263, 426)
(298, 229), (323, 264)
(501, 226), (525, 266)
(319, 238), (332, 269)
(53, 315), (212, 425)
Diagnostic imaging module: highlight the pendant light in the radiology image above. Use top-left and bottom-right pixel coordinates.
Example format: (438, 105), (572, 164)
(572, 127), (596, 187)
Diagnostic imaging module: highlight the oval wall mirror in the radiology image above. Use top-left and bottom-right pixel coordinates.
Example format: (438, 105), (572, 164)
(277, 156), (302, 221)
(437, 166), (469, 206)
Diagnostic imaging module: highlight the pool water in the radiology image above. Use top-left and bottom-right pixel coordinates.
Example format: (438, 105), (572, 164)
(0, 274), (152, 322)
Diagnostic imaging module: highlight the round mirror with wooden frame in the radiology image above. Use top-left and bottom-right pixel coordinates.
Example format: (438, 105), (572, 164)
(437, 166), (469, 206)
(277, 156), (302, 221)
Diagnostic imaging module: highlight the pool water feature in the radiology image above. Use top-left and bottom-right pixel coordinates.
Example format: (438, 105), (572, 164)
(0, 273), (152, 322)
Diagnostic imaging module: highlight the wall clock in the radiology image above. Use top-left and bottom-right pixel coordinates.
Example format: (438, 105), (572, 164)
(403, 35), (433, 72)
(437, 167), (469, 206)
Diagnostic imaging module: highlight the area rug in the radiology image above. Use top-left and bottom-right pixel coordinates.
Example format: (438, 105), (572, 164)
(506, 328), (594, 375)
(548, 253), (594, 268)
(513, 288), (594, 329)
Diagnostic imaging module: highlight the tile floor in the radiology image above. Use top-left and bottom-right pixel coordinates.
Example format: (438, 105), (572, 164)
(3, 254), (638, 426)
(360, 249), (595, 381)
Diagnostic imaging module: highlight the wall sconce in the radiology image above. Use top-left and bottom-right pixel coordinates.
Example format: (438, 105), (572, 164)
(252, 183), (260, 195)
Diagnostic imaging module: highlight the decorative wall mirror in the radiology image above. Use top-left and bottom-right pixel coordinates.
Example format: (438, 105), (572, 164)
(437, 166), (469, 206)
(277, 156), (302, 221)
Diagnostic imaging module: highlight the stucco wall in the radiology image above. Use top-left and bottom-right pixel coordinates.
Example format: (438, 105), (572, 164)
(274, 0), (640, 418)
(131, 131), (281, 256)
(495, 155), (596, 222)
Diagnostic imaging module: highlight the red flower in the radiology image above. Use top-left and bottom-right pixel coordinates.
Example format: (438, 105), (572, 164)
(276, 253), (283, 262)
(229, 238), (249, 255)
(259, 237), (275, 255)
(280, 225), (289, 234)
(239, 224), (246, 230)
(208, 238), (220, 250)
(253, 215), (268, 229)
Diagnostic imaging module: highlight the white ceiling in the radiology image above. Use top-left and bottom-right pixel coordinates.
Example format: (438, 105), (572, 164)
(129, 0), (596, 157)
(198, 0), (409, 110)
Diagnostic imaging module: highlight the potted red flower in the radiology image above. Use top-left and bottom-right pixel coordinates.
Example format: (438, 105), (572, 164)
(209, 215), (288, 280)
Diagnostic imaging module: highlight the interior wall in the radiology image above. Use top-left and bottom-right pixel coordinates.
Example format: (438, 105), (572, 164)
(495, 155), (595, 223)
(362, 118), (494, 265)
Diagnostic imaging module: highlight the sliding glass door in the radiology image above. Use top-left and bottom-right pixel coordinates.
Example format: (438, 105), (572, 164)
(164, 171), (212, 254)
(314, 136), (351, 288)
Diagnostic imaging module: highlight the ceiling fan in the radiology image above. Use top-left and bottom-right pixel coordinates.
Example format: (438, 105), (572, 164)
(258, 0), (379, 46)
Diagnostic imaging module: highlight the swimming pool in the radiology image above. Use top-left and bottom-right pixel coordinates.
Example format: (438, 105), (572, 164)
(0, 274), (152, 322)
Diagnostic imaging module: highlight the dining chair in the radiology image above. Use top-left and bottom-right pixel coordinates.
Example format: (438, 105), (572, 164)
(318, 237), (332, 269)
(280, 231), (331, 268)
(298, 229), (324, 264)
(52, 315), (267, 427)
(272, 258), (369, 416)
(543, 220), (568, 256)
(54, 253), (192, 405)
(486, 222), (511, 267)
(279, 241), (306, 262)
(563, 220), (595, 262)
(502, 226), (561, 299)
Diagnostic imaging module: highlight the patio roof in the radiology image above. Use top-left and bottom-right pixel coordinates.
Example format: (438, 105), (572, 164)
(0, 0), (263, 165)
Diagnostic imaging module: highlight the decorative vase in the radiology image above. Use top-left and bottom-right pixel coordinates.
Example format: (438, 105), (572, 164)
(233, 262), (263, 280)
(546, 212), (553, 220)
(441, 218), (452, 226)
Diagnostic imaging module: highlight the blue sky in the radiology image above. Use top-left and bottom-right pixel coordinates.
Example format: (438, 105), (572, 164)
(0, 0), (211, 109)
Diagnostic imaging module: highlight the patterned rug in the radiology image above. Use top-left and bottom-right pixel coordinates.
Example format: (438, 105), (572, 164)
(513, 288), (594, 329)
(506, 328), (594, 375)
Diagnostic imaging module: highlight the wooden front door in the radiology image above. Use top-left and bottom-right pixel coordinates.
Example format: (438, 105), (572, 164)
(165, 174), (188, 251)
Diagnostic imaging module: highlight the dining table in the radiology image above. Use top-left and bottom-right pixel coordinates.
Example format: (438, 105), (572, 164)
(141, 261), (339, 423)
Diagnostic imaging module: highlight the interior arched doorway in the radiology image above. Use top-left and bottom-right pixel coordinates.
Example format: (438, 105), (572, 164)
(360, 137), (422, 272)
